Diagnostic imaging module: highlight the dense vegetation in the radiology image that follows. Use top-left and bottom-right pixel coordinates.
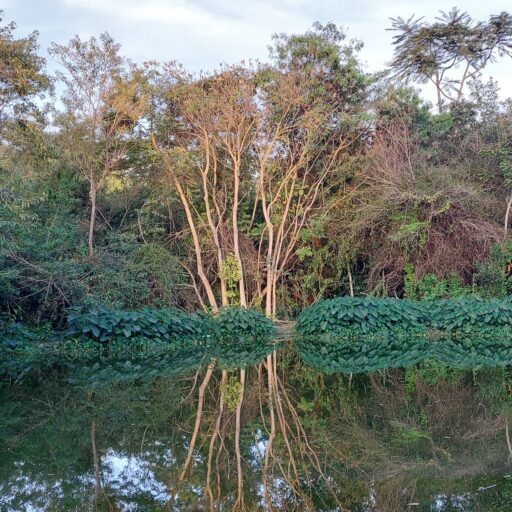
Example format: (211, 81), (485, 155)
(4, 9), (512, 511)
(2, 8), (512, 329)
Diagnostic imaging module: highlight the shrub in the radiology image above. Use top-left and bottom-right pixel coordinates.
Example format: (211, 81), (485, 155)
(66, 306), (207, 344)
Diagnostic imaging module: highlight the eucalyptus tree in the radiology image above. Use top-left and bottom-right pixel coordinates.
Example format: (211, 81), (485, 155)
(389, 9), (512, 111)
(147, 24), (368, 317)
(256, 22), (369, 318)
(50, 34), (145, 256)
(147, 64), (256, 312)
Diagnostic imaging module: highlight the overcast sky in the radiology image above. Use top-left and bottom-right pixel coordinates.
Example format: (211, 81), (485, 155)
(4, 0), (512, 106)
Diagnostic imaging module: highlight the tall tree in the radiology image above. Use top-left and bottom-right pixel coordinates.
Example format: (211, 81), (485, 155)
(50, 34), (145, 256)
(389, 9), (512, 111)
(0, 11), (49, 137)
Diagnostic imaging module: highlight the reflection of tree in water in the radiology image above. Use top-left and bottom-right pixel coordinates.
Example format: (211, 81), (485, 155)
(2, 348), (512, 511)
(167, 348), (512, 511)
(173, 350), (345, 511)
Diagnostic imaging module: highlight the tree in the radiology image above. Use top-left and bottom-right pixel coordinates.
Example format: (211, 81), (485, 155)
(147, 64), (256, 312)
(0, 11), (49, 134)
(147, 24), (368, 316)
(50, 34), (145, 256)
(389, 9), (512, 111)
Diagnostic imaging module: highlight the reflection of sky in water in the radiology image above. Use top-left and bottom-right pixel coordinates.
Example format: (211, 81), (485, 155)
(101, 448), (170, 504)
(0, 447), (173, 512)
(0, 449), (509, 511)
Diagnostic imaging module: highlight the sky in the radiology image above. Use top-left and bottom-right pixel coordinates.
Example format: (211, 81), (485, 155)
(3, 0), (512, 106)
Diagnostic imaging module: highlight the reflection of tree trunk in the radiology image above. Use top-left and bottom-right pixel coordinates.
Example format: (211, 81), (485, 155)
(207, 370), (227, 511)
(91, 419), (101, 505)
(506, 416), (512, 462)
(180, 361), (215, 481)
(234, 368), (246, 510)
(263, 353), (276, 509)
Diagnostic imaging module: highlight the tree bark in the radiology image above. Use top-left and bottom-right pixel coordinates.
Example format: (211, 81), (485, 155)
(91, 420), (101, 504)
(504, 193), (512, 238)
(88, 179), (97, 257)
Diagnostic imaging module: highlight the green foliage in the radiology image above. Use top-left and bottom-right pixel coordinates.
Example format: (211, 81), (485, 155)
(475, 242), (512, 298)
(87, 239), (185, 310)
(211, 307), (276, 342)
(66, 306), (206, 344)
(0, 11), (50, 125)
(428, 296), (512, 331)
(404, 263), (469, 300)
(296, 296), (512, 374)
(296, 296), (427, 336)
(220, 254), (241, 306)
(220, 375), (243, 411)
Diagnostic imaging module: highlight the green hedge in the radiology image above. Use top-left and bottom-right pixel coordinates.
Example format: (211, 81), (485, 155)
(1, 306), (277, 385)
(296, 297), (427, 335)
(66, 306), (207, 344)
(295, 296), (512, 374)
(296, 296), (512, 335)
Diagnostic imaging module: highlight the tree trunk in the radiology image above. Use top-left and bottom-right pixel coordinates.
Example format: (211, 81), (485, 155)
(504, 193), (512, 238)
(232, 161), (247, 308)
(91, 420), (101, 504)
(88, 181), (97, 257)
(506, 416), (512, 461)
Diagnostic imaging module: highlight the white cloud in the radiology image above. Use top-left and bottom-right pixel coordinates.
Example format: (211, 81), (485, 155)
(5, 0), (512, 103)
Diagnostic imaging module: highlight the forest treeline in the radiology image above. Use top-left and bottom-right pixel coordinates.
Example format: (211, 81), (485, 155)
(2, 8), (512, 324)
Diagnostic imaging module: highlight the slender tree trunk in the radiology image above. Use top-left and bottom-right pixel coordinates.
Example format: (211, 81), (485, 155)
(88, 180), (97, 257)
(232, 161), (247, 307)
(504, 193), (512, 238)
(506, 416), (512, 461)
(175, 177), (219, 312)
(151, 133), (218, 311)
(347, 263), (354, 297)
(91, 420), (101, 505)
(435, 74), (443, 113)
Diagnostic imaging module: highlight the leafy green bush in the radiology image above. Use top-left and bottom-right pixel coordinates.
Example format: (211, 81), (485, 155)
(66, 306), (207, 344)
(428, 296), (512, 331)
(211, 307), (276, 342)
(296, 297), (427, 336)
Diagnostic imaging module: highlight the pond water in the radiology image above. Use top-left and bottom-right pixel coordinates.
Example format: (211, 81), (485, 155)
(1, 340), (512, 511)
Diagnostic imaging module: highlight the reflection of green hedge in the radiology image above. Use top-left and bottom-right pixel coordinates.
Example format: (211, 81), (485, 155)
(295, 296), (512, 374)
(1, 307), (277, 385)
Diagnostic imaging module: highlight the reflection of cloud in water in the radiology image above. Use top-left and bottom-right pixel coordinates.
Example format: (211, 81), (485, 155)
(434, 493), (472, 510)
(0, 447), (174, 511)
(101, 448), (170, 504)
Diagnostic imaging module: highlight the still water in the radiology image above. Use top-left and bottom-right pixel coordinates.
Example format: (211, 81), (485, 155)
(1, 340), (512, 511)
